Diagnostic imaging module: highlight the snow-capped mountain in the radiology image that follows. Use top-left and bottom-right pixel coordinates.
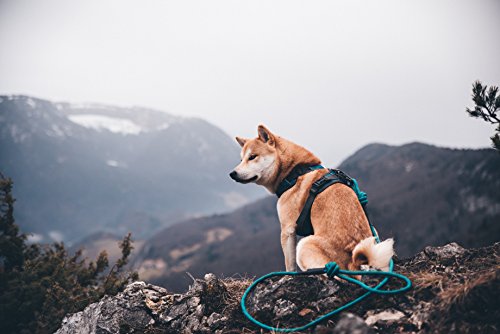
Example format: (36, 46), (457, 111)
(0, 95), (264, 243)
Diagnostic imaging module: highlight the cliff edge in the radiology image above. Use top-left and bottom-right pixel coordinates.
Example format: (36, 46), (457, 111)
(56, 242), (499, 333)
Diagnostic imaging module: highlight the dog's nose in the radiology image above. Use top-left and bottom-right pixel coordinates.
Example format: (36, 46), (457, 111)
(229, 171), (238, 180)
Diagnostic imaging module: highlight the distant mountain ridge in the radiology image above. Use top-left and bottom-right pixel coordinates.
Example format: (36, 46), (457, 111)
(133, 142), (500, 292)
(340, 142), (500, 255)
(133, 196), (280, 291)
(0, 95), (264, 243)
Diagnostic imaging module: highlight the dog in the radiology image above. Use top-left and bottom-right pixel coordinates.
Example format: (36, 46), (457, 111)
(229, 125), (394, 272)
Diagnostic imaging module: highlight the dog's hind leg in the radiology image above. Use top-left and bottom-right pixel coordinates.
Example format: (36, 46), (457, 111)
(296, 236), (333, 271)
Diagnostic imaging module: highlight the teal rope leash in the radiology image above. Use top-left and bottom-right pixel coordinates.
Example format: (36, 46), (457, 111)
(240, 259), (411, 332)
(351, 178), (368, 206)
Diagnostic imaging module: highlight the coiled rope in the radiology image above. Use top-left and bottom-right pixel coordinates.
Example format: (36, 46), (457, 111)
(241, 225), (412, 332)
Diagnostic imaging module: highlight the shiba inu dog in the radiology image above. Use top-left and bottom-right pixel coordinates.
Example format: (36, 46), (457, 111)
(229, 125), (394, 272)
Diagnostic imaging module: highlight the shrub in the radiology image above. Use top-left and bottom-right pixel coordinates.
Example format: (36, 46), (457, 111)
(0, 174), (139, 334)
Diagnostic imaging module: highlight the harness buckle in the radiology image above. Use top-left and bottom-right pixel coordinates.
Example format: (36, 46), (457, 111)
(332, 169), (353, 186)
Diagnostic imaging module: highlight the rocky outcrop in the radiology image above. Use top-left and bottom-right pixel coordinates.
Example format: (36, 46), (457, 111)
(56, 242), (500, 333)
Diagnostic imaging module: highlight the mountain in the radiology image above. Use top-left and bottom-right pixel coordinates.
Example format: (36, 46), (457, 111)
(0, 95), (264, 243)
(339, 142), (500, 256)
(133, 196), (280, 291)
(134, 143), (500, 292)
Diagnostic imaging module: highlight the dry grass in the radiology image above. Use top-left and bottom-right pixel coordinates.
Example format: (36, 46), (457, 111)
(409, 271), (446, 292)
(221, 277), (253, 309)
(223, 277), (252, 293)
(438, 267), (499, 312)
(215, 277), (258, 333)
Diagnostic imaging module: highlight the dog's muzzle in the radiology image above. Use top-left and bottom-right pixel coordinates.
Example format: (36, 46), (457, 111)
(229, 171), (257, 184)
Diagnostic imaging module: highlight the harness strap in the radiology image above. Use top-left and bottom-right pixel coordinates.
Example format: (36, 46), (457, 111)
(296, 169), (361, 237)
(276, 164), (324, 198)
(276, 166), (371, 237)
(296, 170), (343, 236)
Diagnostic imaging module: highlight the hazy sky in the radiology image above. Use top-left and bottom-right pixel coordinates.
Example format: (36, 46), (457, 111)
(1, 0), (499, 165)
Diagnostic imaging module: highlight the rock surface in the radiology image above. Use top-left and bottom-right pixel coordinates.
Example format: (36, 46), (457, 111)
(56, 242), (500, 333)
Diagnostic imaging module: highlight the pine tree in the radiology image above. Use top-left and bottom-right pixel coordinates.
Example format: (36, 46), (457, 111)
(0, 173), (25, 271)
(0, 174), (139, 334)
(466, 80), (500, 150)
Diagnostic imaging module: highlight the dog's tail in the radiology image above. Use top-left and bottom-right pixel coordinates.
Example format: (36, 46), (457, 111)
(352, 237), (394, 271)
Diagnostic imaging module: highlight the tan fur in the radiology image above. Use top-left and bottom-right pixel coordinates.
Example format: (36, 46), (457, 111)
(231, 125), (394, 272)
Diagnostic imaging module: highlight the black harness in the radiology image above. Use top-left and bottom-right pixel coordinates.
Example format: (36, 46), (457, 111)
(276, 165), (369, 237)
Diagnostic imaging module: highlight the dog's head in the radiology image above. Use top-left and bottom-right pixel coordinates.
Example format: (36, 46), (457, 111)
(229, 125), (279, 188)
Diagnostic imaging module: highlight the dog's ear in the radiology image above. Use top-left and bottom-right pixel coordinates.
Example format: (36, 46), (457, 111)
(235, 136), (248, 147)
(257, 125), (275, 146)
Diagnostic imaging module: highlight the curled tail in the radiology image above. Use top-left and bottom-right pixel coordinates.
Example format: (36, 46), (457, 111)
(352, 237), (394, 271)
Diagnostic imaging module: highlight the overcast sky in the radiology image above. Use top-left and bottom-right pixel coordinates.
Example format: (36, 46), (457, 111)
(1, 0), (499, 165)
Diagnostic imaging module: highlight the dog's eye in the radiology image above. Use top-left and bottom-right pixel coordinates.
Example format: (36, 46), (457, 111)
(248, 154), (257, 161)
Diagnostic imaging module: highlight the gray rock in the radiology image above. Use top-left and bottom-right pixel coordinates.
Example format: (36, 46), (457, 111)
(56, 275), (229, 334)
(365, 309), (405, 326)
(206, 312), (227, 329)
(333, 313), (374, 334)
(273, 299), (298, 319)
(424, 242), (465, 259)
(56, 282), (154, 334)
